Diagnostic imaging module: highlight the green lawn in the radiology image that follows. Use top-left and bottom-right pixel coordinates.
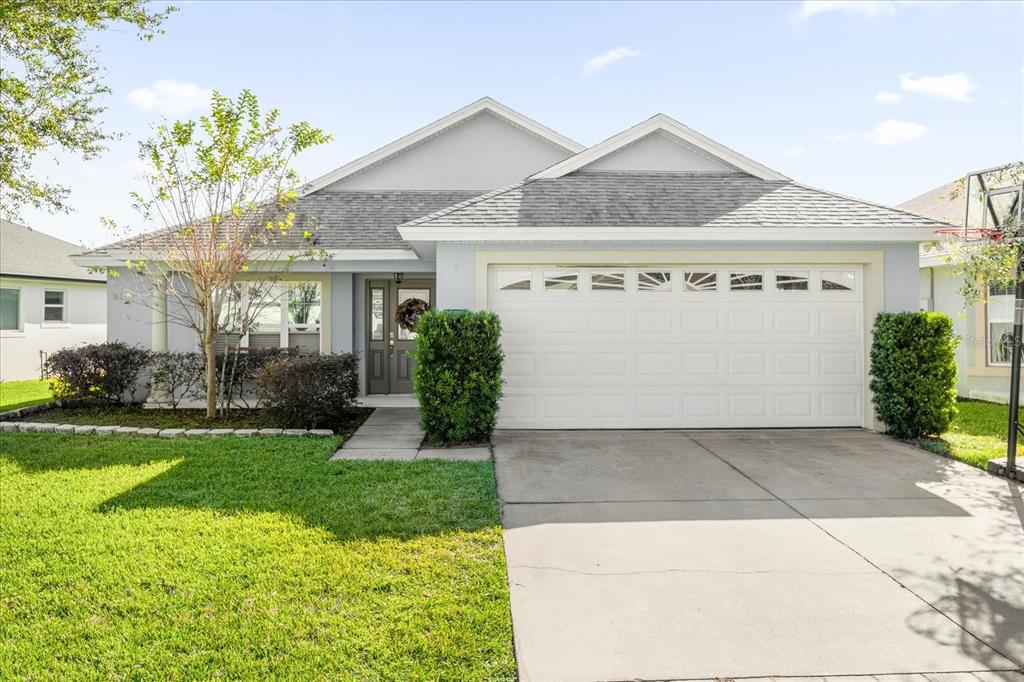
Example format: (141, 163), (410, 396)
(0, 379), (52, 411)
(918, 399), (1020, 469)
(0, 433), (515, 680)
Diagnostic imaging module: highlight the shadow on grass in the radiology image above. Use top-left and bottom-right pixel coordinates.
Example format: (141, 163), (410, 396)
(0, 433), (499, 542)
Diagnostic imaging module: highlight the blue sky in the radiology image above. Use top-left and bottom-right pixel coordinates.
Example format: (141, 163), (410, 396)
(18, 0), (1024, 246)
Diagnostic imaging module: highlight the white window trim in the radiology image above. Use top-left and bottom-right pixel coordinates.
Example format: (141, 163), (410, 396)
(240, 280), (325, 352)
(41, 288), (69, 327)
(0, 285), (24, 336)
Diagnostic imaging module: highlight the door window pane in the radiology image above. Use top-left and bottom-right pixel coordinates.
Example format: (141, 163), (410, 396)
(821, 270), (856, 291)
(638, 271), (671, 292)
(590, 271), (625, 291)
(544, 270), (578, 291)
(370, 287), (385, 341)
(682, 271), (717, 292)
(397, 288), (430, 340)
(730, 272), (763, 291)
(0, 288), (19, 330)
(495, 270), (532, 291)
(776, 271), (809, 291)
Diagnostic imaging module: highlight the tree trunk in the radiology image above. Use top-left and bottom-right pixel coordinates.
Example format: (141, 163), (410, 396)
(205, 333), (217, 420)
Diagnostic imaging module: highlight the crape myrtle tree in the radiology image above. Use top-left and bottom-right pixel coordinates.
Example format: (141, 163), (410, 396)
(0, 0), (176, 217)
(106, 89), (331, 418)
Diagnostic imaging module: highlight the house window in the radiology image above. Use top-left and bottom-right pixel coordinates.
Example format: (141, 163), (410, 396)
(0, 287), (19, 331)
(370, 287), (385, 340)
(247, 281), (322, 351)
(730, 272), (763, 291)
(987, 286), (1021, 366)
(43, 290), (66, 322)
(590, 271), (625, 291)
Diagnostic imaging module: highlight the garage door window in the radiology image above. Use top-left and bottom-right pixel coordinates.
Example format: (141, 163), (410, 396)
(682, 271), (717, 292)
(730, 272), (763, 291)
(544, 271), (578, 291)
(496, 270), (532, 291)
(591, 271), (625, 291)
(776, 271), (809, 291)
(638, 271), (671, 292)
(822, 271), (856, 291)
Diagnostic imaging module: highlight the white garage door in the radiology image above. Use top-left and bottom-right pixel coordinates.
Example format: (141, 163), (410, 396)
(489, 265), (864, 429)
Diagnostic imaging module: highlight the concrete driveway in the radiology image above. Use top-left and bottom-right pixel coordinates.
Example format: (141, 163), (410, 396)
(494, 428), (1024, 682)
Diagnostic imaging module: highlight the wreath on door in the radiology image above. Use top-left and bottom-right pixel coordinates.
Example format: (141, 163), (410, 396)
(396, 297), (431, 332)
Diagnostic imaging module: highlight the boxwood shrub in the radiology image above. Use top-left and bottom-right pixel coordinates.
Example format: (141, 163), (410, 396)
(254, 353), (359, 429)
(412, 310), (504, 445)
(869, 311), (958, 439)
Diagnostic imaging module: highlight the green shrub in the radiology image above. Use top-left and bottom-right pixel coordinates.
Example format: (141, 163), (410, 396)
(254, 353), (359, 429)
(45, 342), (151, 404)
(869, 312), (958, 439)
(413, 310), (504, 445)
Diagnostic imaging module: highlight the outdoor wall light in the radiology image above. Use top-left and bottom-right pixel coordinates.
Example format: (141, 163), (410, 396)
(393, 273), (404, 284)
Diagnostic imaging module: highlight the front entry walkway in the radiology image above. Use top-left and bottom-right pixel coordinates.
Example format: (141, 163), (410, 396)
(494, 428), (1024, 681)
(331, 407), (490, 461)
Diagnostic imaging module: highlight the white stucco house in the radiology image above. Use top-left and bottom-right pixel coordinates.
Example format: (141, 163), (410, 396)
(903, 170), (1021, 403)
(73, 97), (947, 430)
(1, 219), (107, 381)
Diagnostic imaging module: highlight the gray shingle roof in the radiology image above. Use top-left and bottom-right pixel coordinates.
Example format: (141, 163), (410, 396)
(1, 220), (105, 281)
(403, 172), (952, 230)
(81, 190), (482, 255)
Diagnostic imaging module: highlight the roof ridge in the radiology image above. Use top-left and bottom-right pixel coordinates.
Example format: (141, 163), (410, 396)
(790, 181), (957, 229)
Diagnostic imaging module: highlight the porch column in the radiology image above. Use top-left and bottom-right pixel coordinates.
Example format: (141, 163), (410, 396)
(147, 278), (170, 405)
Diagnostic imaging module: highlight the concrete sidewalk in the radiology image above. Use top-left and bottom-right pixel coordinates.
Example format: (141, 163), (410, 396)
(331, 407), (490, 461)
(495, 428), (1024, 681)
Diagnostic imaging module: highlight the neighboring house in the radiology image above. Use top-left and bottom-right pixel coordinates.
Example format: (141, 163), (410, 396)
(0, 220), (107, 381)
(903, 168), (1021, 403)
(74, 97), (946, 429)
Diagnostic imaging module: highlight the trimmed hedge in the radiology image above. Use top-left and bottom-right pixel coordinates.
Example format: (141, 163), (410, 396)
(254, 353), (360, 429)
(46, 342), (150, 404)
(869, 312), (958, 439)
(412, 310), (504, 445)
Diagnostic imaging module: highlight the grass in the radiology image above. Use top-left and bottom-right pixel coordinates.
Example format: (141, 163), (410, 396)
(18, 405), (373, 438)
(0, 433), (515, 680)
(0, 379), (52, 412)
(915, 399), (1020, 469)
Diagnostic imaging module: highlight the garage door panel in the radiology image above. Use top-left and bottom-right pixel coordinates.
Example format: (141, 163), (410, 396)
(490, 265), (864, 429)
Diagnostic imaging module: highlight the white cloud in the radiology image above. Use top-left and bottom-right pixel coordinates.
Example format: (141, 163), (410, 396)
(582, 47), (640, 76)
(823, 131), (853, 143)
(875, 90), (903, 104)
(863, 119), (927, 145)
(126, 79), (212, 115)
(900, 72), (977, 102)
(794, 1), (896, 21)
(783, 145), (807, 158)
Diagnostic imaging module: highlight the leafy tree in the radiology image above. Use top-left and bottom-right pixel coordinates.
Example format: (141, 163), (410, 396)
(109, 89), (331, 418)
(0, 0), (175, 217)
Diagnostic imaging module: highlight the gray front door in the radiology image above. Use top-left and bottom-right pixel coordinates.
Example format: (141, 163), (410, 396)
(366, 279), (433, 394)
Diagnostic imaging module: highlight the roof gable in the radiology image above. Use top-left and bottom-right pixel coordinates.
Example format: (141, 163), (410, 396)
(1, 220), (104, 281)
(303, 98), (585, 194)
(530, 114), (789, 182)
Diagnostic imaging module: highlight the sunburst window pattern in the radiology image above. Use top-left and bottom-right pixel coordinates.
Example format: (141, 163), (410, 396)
(496, 270), (532, 291)
(682, 271), (718, 292)
(821, 271), (855, 291)
(638, 271), (672, 292)
(730, 272), (763, 291)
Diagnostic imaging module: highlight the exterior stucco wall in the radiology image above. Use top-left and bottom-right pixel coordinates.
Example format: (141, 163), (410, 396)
(436, 241), (921, 312)
(923, 264), (1011, 401)
(0, 276), (107, 381)
(322, 111), (573, 192)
